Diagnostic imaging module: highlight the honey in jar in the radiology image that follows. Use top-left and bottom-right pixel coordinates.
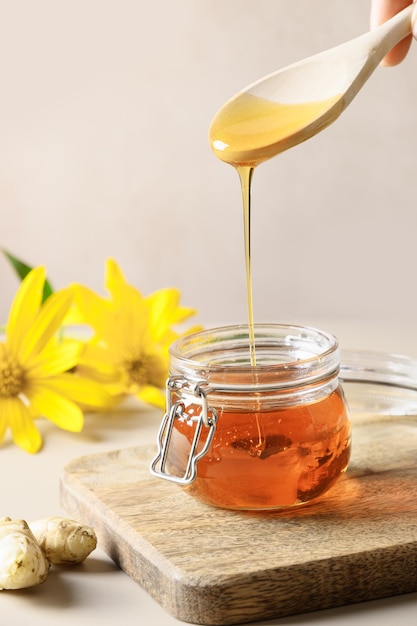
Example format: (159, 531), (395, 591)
(151, 323), (351, 510)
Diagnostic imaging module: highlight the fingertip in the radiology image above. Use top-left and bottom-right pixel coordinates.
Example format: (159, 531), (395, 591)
(370, 0), (414, 65)
(380, 34), (413, 66)
(412, 2), (417, 39)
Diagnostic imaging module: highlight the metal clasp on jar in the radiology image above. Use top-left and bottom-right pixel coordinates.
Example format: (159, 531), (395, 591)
(150, 375), (218, 485)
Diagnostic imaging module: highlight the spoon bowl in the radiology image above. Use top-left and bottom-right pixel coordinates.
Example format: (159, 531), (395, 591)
(209, 4), (415, 166)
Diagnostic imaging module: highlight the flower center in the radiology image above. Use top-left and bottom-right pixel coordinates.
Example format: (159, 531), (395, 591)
(125, 358), (148, 386)
(0, 356), (25, 398)
(122, 353), (166, 389)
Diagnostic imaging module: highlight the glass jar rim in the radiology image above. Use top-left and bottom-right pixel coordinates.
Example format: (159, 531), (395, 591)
(169, 323), (340, 391)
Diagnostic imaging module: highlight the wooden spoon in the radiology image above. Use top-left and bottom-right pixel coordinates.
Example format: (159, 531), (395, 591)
(209, 4), (415, 166)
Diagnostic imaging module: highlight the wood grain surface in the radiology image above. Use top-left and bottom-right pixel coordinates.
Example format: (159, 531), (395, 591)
(60, 412), (417, 625)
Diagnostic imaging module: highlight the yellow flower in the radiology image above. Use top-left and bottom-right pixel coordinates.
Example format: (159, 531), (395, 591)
(0, 266), (113, 454)
(72, 259), (199, 409)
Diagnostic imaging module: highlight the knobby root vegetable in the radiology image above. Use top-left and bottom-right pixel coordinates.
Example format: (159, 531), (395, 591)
(29, 516), (97, 565)
(0, 517), (50, 590)
(0, 515), (97, 590)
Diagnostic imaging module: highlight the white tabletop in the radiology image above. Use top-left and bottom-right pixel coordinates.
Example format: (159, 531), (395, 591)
(3, 318), (417, 626)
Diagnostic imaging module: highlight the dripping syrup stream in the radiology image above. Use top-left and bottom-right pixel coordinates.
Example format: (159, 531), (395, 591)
(237, 164), (265, 453)
(237, 165), (256, 367)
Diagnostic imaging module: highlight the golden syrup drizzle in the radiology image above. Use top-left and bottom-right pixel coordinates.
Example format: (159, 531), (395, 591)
(237, 165), (256, 366)
(237, 164), (264, 449)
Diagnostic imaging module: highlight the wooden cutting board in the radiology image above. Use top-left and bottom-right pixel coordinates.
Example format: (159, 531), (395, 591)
(60, 411), (417, 625)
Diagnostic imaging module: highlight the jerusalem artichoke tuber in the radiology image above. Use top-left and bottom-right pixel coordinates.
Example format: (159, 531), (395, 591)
(0, 515), (97, 590)
(0, 517), (50, 590)
(29, 516), (97, 564)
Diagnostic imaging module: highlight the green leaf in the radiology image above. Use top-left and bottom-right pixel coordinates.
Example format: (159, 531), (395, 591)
(2, 249), (54, 302)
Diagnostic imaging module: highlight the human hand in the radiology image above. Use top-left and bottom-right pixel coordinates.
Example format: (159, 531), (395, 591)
(370, 0), (416, 65)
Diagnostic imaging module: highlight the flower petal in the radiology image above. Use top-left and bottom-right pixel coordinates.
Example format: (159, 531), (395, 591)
(2, 397), (43, 454)
(145, 288), (179, 341)
(26, 340), (82, 378)
(167, 305), (198, 326)
(0, 399), (8, 444)
(104, 260), (149, 353)
(146, 288), (197, 342)
(27, 384), (84, 432)
(6, 266), (46, 358)
(104, 258), (133, 305)
(136, 384), (166, 409)
(76, 344), (121, 383)
(20, 288), (73, 363)
(62, 303), (89, 326)
(71, 284), (116, 343)
(39, 373), (115, 410)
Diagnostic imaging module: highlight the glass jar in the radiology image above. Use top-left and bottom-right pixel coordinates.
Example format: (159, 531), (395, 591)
(151, 324), (351, 510)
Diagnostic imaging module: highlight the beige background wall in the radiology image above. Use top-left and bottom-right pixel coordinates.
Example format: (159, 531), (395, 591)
(1, 0), (416, 347)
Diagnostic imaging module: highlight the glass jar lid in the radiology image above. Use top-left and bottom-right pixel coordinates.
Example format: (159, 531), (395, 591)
(169, 323), (340, 393)
(340, 349), (417, 416)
